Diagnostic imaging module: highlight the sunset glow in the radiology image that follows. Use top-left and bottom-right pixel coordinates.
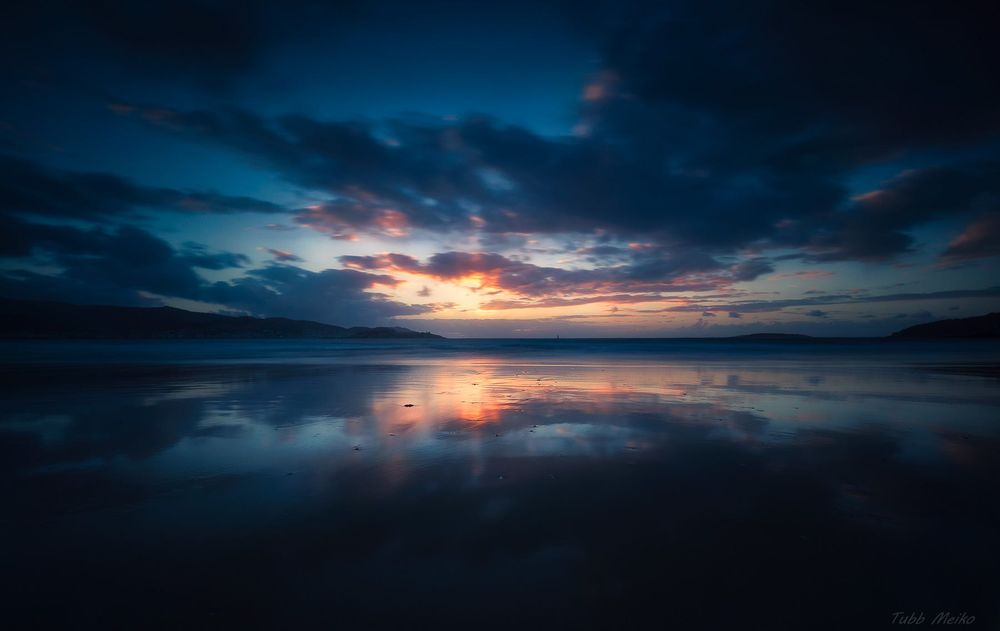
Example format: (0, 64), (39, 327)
(0, 0), (997, 337)
(3, 3), (999, 627)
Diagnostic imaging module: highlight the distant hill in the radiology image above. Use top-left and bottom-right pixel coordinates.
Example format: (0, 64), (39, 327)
(0, 298), (442, 340)
(726, 333), (815, 341)
(889, 312), (1000, 339)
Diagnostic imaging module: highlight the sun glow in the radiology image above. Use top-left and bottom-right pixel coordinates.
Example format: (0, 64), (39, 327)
(457, 273), (489, 289)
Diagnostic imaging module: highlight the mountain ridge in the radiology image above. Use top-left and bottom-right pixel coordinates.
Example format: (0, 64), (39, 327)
(889, 312), (1000, 339)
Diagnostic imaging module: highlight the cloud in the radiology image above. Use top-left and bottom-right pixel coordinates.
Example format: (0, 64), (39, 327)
(126, 106), (808, 248)
(340, 249), (773, 306)
(9, 0), (1000, 269)
(120, 97), (1000, 266)
(0, 220), (217, 305)
(1, 1), (363, 89)
(805, 310), (829, 318)
(205, 265), (429, 325)
(799, 164), (1000, 261)
(664, 286), (1000, 316)
(479, 294), (668, 311)
(0, 215), (425, 325)
(729, 258), (774, 281)
(573, 0), (1000, 262)
(771, 270), (835, 280)
(3, 0), (999, 335)
(0, 155), (286, 221)
(939, 212), (1000, 265)
(260, 223), (298, 232)
(585, 0), (1000, 151)
(182, 243), (250, 269)
(261, 247), (303, 262)
(81, 1), (267, 86)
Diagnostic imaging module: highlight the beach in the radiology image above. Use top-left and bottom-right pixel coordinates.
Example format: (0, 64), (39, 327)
(1, 339), (998, 629)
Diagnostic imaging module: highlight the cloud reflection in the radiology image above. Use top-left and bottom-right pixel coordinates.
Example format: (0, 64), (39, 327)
(2, 357), (999, 627)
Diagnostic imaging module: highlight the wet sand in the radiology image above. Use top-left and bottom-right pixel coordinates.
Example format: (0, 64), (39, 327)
(1, 342), (998, 629)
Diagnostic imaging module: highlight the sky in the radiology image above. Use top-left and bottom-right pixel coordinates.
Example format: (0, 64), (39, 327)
(1, 0), (999, 337)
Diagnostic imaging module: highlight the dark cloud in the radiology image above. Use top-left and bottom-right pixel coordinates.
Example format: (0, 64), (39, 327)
(939, 212), (1000, 266)
(0, 215), (102, 259)
(2, 0), (999, 332)
(182, 243), (251, 269)
(0, 155), (286, 221)
(799, 164), (1000, 261)
(573, 0), (1000, 261)
(0, 215), (424, 325)
(2, 0), (362, 89)
(81, 1), (268, 86)
(341, 249), (773, 304)
(805, 310), (829, 318)
(665, 287), (1000, 316)
(586, 0), (1000, 151)
(578, 245), (627, 257)
(8, 1), (1000, 266)
(262, 248), (303, 262)
(0, 221), (216, 305)
(205, 265), (428, 324)
(120, 95), (1000, 264)
(124, 106), (817, 249)
(729, 258), (774, 282)
(479, 294), (666, 311)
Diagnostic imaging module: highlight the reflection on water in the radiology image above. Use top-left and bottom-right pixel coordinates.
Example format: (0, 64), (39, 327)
(1, 348), (999, 629)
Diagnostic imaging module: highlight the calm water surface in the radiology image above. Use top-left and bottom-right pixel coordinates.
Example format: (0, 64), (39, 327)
(1, 340), (999, 629)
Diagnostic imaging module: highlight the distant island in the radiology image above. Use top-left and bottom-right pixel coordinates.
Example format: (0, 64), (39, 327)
(723, 313), (1000, 340)
(889, 312), (1000, 339)
(726, 333), (816, 341)
(0, 298), (442, 340)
